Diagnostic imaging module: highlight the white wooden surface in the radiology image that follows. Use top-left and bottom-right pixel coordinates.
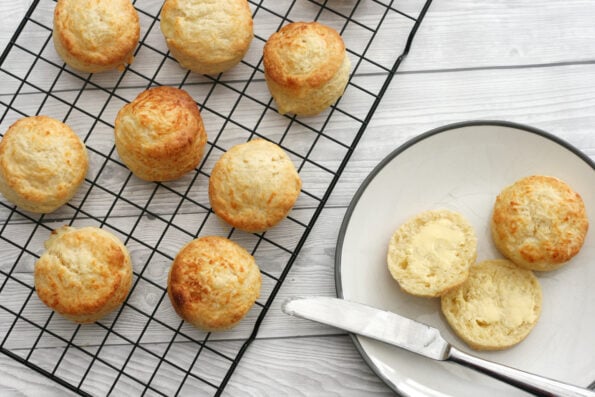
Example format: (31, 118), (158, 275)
(0, 1), (594, 396)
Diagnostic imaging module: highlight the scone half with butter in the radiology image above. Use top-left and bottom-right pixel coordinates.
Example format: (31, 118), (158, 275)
(34, 226), (133, 324)
(387, 209), (477, 297)
(441, 259), (542, 351)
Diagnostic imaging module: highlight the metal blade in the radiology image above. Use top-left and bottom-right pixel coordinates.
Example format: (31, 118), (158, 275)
(282, 296), (450, 361)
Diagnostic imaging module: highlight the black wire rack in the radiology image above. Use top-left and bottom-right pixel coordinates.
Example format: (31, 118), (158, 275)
(0, 0), (432, 395)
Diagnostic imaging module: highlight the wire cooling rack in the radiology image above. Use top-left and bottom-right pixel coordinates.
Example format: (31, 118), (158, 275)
(0, 0), (432, 395)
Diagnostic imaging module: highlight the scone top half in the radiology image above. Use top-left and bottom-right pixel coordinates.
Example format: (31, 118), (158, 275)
(491, 175), (589, 271)
(387, 209), (478, 297)
(53, 0), (140, 73)
(441, 259), (542, 351)
(263, 21), (351, 116)
(0, 116), (88, 213)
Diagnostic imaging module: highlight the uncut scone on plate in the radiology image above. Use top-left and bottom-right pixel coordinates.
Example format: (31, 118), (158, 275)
(34, 226), (133, 324)
(441, 259), (542, 351)
(114, 86), (208, 181)
(0, 116), (88, 213)
(208, 139), (301, 233)
(160, 0), (253, 75)
(167, 236), (261, 331)
(387, 209), (477, 297)
(263, 21), (351, 116)
(53, 0), (140, 73)
(491, 175), (589, 271)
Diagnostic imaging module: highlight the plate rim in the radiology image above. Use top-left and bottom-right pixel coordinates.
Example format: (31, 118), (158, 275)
(334, 119), (595, 395)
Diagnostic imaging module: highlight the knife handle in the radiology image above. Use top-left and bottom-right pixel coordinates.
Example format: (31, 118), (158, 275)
(447, 346), (595, 397)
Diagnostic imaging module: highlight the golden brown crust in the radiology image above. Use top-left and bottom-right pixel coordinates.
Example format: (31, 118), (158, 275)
(34, 226), (133, 324)
(53, 0), (140, 73)
(167, 236), (261, 331)
(491, 175), (589, 271)
(387, 209), (477, 297)
(208, 139), (302, 233)
(263, 21), (350, 115)
(0, 116), (88, 213)
(160, 0), (253, 75)
(114, 86), (208, 181)
(441, 259), (542, 351)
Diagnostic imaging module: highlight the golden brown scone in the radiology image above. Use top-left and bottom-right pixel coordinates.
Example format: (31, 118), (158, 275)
(387, 209), (477, 297)
(491, 175), (589, 271)
(209, 139), (301, 232)
(34, 226), (133, 324)
(114, 86), (208, 181)
(0, 116), (88, 213)
(263, 21), (351, 116)
(441, 259), (542, 351)
(53, 0), (140, 73)
(167, 236), (261, 331)
(160, 0), (253, 75)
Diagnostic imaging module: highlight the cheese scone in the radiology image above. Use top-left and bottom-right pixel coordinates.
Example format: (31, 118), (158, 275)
(35, 226), (133, 324)
(491, 175), (588, 271)
(263, 21), (350, 116)
(167, 236), (261, 331)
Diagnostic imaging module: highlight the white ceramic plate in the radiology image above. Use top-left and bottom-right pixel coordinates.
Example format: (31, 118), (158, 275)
(335, 121), (595, 396)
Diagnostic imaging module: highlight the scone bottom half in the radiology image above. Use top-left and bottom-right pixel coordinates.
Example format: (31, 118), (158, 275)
(34, 226), (133, 324)
(387, 209), (478, 298)
(491, 175), (589, 272)
(441, 259), (542, 351)
(167, 236), (262, 331)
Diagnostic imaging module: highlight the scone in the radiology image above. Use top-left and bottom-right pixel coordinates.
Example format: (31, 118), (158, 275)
(34, 226), (133, 324)
(0, 116), (88, 213)
(208, 139), (302, 232)
(387, 209), (477, 297)
(160, 0), (253, 75)
(167, 236), (261, 331)
(53, 0), (140, 73)
(441, 259), (542, 351)
(491, 175), (589, 271)
(263, 21), (351, 116)
(114, 86), (208, 181)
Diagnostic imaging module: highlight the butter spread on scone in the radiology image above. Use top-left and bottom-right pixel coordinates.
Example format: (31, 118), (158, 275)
(387, 209), (477, 297)
(441, 259), (542, 350)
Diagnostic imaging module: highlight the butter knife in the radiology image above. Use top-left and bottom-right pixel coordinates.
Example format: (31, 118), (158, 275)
(282, 296), (595, 397)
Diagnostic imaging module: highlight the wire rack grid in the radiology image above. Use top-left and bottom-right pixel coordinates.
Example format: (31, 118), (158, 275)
(0, 0), (432, 395)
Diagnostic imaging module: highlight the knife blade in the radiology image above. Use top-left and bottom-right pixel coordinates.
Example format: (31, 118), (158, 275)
(282, 296), (595, 397)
